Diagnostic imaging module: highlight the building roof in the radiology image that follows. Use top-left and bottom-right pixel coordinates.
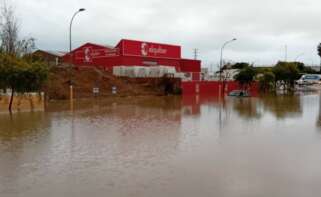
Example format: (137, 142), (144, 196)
(103, 44), (115, 49)
(116, 39), (181, 48)
(46, 50), (67, 57)
(35, 50), (67, 57)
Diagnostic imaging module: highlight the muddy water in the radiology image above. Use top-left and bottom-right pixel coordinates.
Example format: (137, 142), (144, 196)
(1, 94), (321, 197)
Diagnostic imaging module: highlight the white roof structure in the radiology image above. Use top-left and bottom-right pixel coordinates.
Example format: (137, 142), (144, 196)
(35, 50), (67, 57)
(103, 44), (115, 49)
(44, 51), (67, 57)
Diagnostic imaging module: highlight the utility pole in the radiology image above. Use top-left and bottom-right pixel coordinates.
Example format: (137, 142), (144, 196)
(193, 48), (199, 60)
(285, 45), (288, 62)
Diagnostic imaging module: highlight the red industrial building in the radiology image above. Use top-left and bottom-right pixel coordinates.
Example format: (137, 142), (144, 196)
(63, 39), (201, 74)
(62, 39), (258, 95)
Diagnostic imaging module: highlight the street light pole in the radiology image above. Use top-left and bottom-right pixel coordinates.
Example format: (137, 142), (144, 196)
(295, 53), (304, 62)
(220, 38), (237, 81)
(70, 8), (86, 55)
(294, 53), (304, 74)
(69, 8), (85, 104)
(285, 45), (288, 62)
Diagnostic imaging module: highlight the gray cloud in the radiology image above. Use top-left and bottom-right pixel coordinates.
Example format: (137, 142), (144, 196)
(12, 0), (321, 67)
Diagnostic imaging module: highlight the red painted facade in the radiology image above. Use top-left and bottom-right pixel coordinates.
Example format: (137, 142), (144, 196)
(63, 39), (200, 73)
(117, 39), (181, 59)
(62, 39), (260, 96)
(181, 81), (259, 96)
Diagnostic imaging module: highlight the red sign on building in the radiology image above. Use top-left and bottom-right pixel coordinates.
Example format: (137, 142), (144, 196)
(119, 39), (181, 59)
(63, 39), (200, 73)
(75, 47), (118, 63)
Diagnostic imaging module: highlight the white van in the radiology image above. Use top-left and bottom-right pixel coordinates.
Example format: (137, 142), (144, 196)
(296, 74), (321, 85)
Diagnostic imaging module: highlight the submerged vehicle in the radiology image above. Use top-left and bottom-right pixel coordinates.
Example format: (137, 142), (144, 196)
(295, 74), (321, 91)
(228, 90), (251, 97)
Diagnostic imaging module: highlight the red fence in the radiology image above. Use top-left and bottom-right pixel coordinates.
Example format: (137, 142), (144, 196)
(181, 81), (259, 96)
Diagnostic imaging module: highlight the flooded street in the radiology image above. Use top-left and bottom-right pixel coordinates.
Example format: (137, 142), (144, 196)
(1, 94), (321, 197)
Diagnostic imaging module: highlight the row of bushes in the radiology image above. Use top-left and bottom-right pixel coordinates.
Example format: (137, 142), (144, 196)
(233, 61), (318, 91)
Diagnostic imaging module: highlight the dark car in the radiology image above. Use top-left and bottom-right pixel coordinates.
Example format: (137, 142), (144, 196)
(228, 90), (250, 97)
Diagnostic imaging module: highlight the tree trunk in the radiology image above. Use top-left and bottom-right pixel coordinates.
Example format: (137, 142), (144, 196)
(8, 88), (14, 112)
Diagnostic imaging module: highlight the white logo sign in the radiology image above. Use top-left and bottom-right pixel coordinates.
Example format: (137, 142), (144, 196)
(141, 42), (167, 57)
(84, 47), (92, 62)
(141, 43), (148, 56)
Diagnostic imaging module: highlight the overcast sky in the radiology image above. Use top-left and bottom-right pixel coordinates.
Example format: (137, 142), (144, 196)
(11, 0), (321, 68)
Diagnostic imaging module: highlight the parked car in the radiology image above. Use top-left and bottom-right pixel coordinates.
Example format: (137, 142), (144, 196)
(228, 90), (250, 97)
(296, 74), (321, 85)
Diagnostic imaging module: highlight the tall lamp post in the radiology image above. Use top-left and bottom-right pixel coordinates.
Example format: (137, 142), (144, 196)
(220, 38), (237, 81)
(69, 8), (86, 102)
(295, 53), (304, 62)
(294, 53), (304, 71)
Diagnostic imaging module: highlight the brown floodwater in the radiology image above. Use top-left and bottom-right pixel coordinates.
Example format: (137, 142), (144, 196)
(1, 93), (321, 197)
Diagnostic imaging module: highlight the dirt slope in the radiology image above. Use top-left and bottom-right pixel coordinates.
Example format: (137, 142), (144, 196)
(45, 67), (179, 100)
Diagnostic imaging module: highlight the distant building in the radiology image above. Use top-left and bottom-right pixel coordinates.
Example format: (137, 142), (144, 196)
(33, 50), (67, 66)
(219, 69), (240, 81)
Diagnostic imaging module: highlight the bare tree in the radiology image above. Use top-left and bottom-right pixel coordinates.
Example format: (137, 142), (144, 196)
(16, 37), (35, 56)
(0, 1), (35, 56)
(0, 1), (18, 55)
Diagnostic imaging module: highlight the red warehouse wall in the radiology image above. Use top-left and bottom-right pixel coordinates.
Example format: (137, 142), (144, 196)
(64, 43), (119, 67)
(181, 81), (259, 96)
(180, 59), (201, 73)
(62, 39), (201, 74)
(119, 56), (181, 68)
(117, 39), (181, 59)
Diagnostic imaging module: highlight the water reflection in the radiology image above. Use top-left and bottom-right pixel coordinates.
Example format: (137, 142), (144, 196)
(182, 95), (222, 116)
(232, 98), (262, 119)
(1, 94), (321, 197)
(316, 92), (321, 128)
(183, 94), (302, 121)
(261, 94), (302, 119)
(0, 111), (50, 141)
(0, 111), (52, 195)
